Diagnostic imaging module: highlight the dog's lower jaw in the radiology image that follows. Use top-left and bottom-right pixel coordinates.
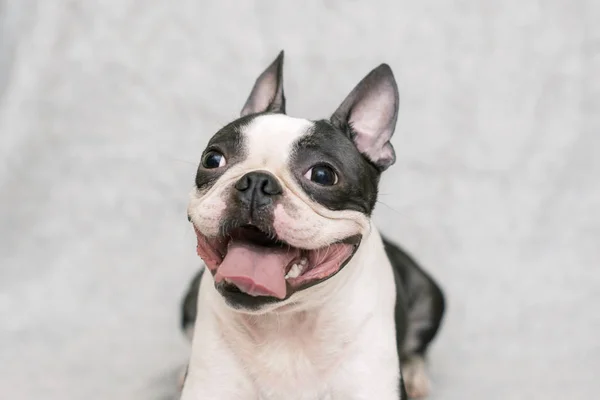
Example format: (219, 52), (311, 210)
(181, 228), (404, 400)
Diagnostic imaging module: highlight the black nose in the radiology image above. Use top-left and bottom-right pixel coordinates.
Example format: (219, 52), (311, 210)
(235, 171), (282, 208)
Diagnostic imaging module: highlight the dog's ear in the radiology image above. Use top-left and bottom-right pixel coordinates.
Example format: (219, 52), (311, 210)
(241, 51), (286, 117)
(331, 64), (399, 171)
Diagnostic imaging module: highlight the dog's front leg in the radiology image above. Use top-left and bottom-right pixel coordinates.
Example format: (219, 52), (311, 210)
(180, 300), (255, 400)
(180, 337), (255, 400)
(331, 362), (402, 400)
(330, 326), (403, 400)
(180, 368), (254, 400)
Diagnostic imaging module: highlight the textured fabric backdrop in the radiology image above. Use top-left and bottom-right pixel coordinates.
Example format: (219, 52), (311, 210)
(1, 1), (599, 399)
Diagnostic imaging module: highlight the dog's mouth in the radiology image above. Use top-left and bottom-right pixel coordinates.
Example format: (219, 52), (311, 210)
(194, 224), (361, 301)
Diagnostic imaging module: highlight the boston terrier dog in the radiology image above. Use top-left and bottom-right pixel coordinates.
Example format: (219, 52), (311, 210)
(180, 51), (445, 400)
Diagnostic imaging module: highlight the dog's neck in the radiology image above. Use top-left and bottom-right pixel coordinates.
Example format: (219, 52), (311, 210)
(210, 225), (388, 343)
(184, 224), (399, 398)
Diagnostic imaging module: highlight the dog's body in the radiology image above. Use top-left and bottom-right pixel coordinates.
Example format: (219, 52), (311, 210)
(180, 52), (445, 399)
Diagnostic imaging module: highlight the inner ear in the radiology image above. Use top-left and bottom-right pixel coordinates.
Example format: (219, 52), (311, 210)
(241, 51), (286, 117)
(331, 64), (399, 171)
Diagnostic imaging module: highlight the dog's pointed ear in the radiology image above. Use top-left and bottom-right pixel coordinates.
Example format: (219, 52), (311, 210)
(241, 51), (286, 117)
(331, 64), (399, 171)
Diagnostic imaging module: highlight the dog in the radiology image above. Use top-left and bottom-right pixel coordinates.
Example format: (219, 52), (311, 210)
(180, 51), (445, 400)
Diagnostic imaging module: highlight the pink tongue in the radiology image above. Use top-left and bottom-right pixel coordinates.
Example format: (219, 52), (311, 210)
(214, 241), (298, 299)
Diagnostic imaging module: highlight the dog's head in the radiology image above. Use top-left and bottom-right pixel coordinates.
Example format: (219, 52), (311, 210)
(188, 51), (399, 312)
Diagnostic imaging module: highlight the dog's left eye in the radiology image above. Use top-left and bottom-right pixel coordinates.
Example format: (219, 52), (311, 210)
(202, 150), (226, 169)
(305, 165), (338, 186)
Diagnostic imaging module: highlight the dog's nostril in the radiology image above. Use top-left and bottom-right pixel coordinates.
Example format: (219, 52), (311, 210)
(260, 178), (282, 196)
(234, 175), (251, 192)
(235, 171), (282, 200)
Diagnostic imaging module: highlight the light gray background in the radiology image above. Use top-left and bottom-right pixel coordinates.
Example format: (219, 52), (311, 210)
(1, 1), (599, 399)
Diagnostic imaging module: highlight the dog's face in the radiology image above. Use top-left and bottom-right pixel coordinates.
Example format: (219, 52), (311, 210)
(188, 51), (399, 312)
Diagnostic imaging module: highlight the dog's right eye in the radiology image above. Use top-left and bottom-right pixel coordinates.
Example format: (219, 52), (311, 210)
(202, 150), (226, 169)
(305, 164), (338, 186)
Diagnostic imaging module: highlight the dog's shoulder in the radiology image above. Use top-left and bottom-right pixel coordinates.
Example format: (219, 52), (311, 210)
(380, 234), (445, 360)
(181, 266), (205, 341)
(381, 235), (420, 287)
(381, 235), (441, 304)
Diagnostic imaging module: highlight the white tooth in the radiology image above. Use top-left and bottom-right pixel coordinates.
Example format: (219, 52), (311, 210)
(300, 258), (308, 266)
(286, 263), (302, 279)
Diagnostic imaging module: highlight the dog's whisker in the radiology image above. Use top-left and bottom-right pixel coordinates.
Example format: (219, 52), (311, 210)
(375, 201), (410, 217)
(163, 157), (197, 166)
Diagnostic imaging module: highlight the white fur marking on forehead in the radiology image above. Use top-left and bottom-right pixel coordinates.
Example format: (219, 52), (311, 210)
(243, 114), (313, 167)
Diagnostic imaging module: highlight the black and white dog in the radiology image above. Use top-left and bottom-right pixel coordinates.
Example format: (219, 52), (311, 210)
(180, 51), (445, 399)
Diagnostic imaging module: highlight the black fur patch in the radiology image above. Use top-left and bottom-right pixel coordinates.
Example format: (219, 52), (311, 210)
(181, 268), (204, 332)
(383, 236), (446, 359)
(194, 114), (259, 192)
(289, 120), (381, 215)
(399, 374), (408, 399)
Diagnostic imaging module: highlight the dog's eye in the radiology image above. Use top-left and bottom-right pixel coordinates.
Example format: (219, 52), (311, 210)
(202, 150), (226, 169)
(305, 165), (338, 186)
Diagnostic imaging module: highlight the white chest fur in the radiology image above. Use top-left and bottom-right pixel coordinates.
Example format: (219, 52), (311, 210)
(181, 229), (401, 400)
(227, 312), (354, 399)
